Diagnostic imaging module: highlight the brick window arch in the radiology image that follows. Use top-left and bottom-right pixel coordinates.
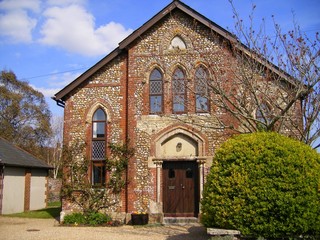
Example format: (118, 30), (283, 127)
(195, 66), (209, 112)
(172, 67), (187, 113)
(149, 68), (163, 114)
(91, 108), (106, 186)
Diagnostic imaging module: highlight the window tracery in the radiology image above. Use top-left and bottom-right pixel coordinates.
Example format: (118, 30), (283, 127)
(172, 68), (187, 113)
(149, 68), (163, 114)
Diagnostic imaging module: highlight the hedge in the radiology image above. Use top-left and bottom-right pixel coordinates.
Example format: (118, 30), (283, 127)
(201, 132), (320, 239)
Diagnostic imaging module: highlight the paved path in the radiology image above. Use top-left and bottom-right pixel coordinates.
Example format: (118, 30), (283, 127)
(0, 216), (209, 240)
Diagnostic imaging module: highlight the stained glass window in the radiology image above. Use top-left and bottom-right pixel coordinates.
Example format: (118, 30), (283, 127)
(172, 68), (186, 113)
(195, 67), (209, 112)
(150, 69), (163, 114)
(256, 103), (272, 125)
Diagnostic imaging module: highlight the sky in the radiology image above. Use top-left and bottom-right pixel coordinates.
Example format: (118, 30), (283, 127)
(0, 0), (319, 118)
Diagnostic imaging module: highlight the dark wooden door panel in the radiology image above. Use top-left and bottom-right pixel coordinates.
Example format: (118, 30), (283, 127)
(183, 163), (196, 213)
(164, 169), (181, 214)
(163, 161), (199, 217)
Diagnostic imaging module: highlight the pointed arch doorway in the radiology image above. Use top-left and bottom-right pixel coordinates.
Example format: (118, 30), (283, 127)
(154, 130), (203, 218)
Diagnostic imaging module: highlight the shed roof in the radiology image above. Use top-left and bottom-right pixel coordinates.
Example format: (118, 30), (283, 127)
(53, 0), (294, 104)
(0, 137), (53, 169)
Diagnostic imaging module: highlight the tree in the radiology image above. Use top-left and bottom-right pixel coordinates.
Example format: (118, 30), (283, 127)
(0, 70), (52, 158)
(167, 2), (319, 149)
(201, 132), (320, 239)
(227, 0), (320, 148)
(48, 116), (64, 178)
(273, 22), (320, 148)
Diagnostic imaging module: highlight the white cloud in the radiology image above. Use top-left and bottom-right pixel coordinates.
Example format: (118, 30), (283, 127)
(47, 71), (81, 88)
(0, 0), (40, 43)
(95, 21), (132, 51)
(33, 86), (61, 98)
(31, 83), (59, 98)
(0, 9), (37, 43)
(46, 0), (86, 7)
(0, 0), (40, 12)
(32, 71), (80, 100)
(39, 4), (132, 56)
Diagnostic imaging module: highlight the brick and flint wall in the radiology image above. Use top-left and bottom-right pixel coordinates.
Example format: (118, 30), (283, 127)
(62, 9), (301, 216)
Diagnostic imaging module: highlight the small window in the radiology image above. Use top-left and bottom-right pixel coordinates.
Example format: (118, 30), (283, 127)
(169, 169), (175, 179)
(93, 108), (106, 138)
(169, 36), (186, 50)
(195, 67), (209, 112)
(92, 162), (106, 186)
(172, 68), (187, 113)
(186, 168), (193, 178)
(92, 141), (105, 160)
(149, 69), (163, 114)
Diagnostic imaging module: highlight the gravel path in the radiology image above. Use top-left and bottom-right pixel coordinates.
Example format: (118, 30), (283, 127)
(0, 216), (209, 240)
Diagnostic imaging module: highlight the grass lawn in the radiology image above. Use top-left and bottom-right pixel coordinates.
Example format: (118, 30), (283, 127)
(4, 201), (61, 219)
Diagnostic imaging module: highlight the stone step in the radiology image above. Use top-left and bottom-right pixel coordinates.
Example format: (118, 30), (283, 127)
(163, 217), (199, 225)
(207, 228), (241, 240)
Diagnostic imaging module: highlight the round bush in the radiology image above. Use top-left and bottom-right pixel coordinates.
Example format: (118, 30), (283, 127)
(201, 132), (320, 239)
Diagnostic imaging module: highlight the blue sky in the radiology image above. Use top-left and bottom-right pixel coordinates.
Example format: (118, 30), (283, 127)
(0, 0), (319, 117)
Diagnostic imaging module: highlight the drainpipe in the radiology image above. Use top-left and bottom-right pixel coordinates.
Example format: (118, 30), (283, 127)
(125, 52), (129, 214)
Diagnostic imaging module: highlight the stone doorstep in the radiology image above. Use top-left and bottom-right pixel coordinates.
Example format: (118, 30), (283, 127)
(163, 217), (199, 225)
(207, 228), (241, 236)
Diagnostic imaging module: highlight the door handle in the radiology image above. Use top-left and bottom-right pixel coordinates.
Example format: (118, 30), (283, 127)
(181, 184), (185, 189)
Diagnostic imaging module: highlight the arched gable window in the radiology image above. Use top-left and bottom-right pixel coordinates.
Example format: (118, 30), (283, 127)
(195, 66), (209, 112)
(172, 68), (187, 113)
(91, 108), (106, 186)
(169, 36), (187, 50)
(149, 68), (163, 114)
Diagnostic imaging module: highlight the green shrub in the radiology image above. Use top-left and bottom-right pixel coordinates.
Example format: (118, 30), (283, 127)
(86, 212), (111, 225)
(63, 212), (86, 225)
(63, 212), (111, 226)
(201, 132), (320, 239)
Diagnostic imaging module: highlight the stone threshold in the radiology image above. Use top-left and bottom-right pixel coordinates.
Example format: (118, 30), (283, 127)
(163, 217), (199, 225)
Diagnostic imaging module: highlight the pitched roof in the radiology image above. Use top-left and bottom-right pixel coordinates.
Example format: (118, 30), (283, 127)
(0, 137), (53, 169)
(53, 0), (237, 104)
(53, 0), (293, 104)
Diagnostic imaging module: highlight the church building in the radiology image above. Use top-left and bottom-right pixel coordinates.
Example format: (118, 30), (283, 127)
(54, 0), (301, 223)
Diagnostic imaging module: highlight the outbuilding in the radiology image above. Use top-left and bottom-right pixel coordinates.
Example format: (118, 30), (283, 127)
(0, 137), (53, 214)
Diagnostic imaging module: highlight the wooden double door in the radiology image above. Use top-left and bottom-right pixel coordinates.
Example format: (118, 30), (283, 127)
(163, 161), (199, 217)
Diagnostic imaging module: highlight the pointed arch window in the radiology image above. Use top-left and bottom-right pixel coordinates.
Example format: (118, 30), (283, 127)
(91, 108), (106, 186)
(256, 102), (272, 126)
(172, 68), (187, 113)
(149, 68), (163, 114)
(195, 66), (209, 112)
